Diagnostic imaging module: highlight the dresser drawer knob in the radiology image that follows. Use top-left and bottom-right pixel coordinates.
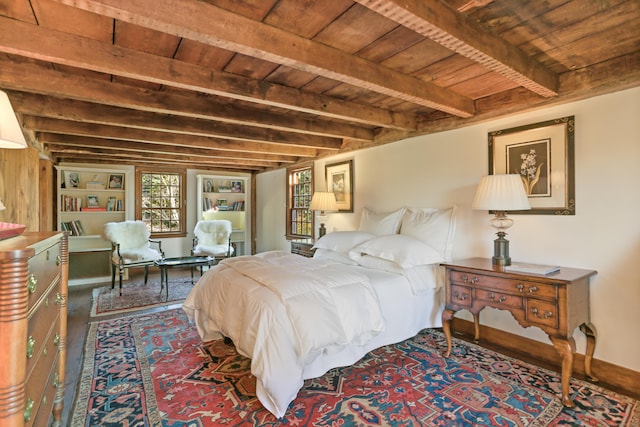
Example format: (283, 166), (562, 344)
(461, 275), (468, 283)
(56, 254), (61, 266)
(531, 307), (554, 319)
(453, 291), (468, 301)
(516, 283), (524, 292)
(26, 336), (35, 359)
(488, 293), (506, 302)
(27, 274), (38, 293)
(55, 293), (63, 305)
(54, 373), (60, 388)
(24, 398), (34, 422)
(471, 277), (479, 284)
(54, 333), (60, 346)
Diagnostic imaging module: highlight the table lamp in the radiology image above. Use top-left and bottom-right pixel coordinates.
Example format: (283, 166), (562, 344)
(0, 90), (27, 149)
(472, 174), (531, 266)
(309, 191), (337, 237)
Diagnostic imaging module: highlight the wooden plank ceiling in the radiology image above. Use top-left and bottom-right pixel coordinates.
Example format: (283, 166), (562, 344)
(1, 0), (639, 172)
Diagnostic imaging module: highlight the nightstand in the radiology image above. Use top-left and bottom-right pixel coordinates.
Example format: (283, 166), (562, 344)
(441, 258), (598, 408)
(291, 241), (315, 258)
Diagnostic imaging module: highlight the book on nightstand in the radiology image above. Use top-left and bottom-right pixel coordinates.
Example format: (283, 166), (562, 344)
(505, 263), (560, 275)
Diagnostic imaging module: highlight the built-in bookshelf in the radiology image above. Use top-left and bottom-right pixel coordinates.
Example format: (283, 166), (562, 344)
(196, 174), (250, 255)
(56, 165), (131, 284)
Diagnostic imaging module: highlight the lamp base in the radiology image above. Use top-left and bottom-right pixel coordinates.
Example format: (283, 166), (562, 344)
(492, 231), (511, 266)
(318, 223), (327, 237)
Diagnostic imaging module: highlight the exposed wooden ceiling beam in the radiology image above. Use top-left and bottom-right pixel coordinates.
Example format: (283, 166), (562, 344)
(0, 17), (416, 130)
(24, 116), (335, 155)
(40, 134), (298, 164)
(53, 0), (475, 117)
(0, 59), (371, 142)
(356, 0), (558, 97)
(9, 92), (339, 151)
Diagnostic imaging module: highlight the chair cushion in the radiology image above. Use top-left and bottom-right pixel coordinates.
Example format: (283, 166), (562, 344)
(193, 243), (234, 257)
(112, 247), (163, 264)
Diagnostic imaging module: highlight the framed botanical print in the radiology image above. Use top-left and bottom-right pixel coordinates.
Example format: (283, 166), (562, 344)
(325, 159), (353, 212)
(489, 116), (575, 215)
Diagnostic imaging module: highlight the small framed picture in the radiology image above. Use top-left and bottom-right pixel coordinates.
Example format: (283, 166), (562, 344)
(231, 180), (243, 193)
(108, 174), (124, 189)
(64, 171), (80, 189)
(87, 195), (99, 207)
(203, 178), (214, 193)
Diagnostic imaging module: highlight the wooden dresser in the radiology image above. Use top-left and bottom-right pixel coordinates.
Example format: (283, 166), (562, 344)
(0, 232), (68, 427)
(441, 258), (597, 408)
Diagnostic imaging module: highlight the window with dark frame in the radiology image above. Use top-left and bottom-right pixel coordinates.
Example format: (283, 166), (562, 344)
(286, 164), (314, 239)
(136, 169), (186, 238)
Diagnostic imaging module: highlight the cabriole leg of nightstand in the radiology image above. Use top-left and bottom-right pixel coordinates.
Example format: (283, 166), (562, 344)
(579, 322), (599, 382)
(550, 336), (577, 408)
(441, 308), (456, 357)
(473, 312), (480, 342)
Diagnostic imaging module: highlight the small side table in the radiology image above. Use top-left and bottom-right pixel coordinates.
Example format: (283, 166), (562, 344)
(154, 256), (216, 299)
(291, 240), (315, 258)
(441, 258), (598, 408)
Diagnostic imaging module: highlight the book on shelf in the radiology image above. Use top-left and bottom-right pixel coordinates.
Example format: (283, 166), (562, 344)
(61, 195), (82, 211)
(61, 220), (85, 236)
(505, 263), (560, 275)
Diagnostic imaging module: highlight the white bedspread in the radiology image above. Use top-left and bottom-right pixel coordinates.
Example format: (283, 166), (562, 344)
(183, 251), (444, 418)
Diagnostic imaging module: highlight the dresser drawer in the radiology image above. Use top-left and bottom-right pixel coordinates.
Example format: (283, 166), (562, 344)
(24, 332), (59, 427)
(26, 241), (61, 311)
(526, 299), (559, 329)
(476, 288), (522, 310)
(450, 270), (558, 301)
(26, 279), (62, 377)
(449, 284), (472, 307)
(30, 358), (60, 427)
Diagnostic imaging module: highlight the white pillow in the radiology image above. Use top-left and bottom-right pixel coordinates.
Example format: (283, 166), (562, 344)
(313, 231), (376, 253)
(400, 206), (457, 261)
(352, 254), (405, 274)
(312, 248), (359, 265)
(358, 207), (405, 235)
(349, 234), (444, 268)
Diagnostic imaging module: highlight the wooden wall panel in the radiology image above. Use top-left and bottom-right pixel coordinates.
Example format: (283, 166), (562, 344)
(0, 147), (41, 231)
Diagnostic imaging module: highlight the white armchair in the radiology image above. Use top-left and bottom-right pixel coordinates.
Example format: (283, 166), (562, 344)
(104, 220), (164, 295)
(191, 220), (234, 259)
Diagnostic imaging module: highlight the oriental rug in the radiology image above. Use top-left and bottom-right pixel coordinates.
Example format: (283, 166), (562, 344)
(72, 308), (639, 426)
(90, 278), (195, 317)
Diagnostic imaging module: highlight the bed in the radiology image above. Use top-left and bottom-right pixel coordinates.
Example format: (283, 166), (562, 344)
(183, 206), (456, 418)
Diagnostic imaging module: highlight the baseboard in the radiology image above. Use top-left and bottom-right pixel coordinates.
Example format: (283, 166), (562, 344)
(450, 318), (639, 400)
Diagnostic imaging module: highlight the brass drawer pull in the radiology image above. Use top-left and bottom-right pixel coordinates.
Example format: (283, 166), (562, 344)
(531, 307), (554, 319)
(54, 373), (60, 388)
(27, 274), (38, 293)
(26, 336), (35, 359)
(470, 277), (479, 284)
(55, 293), (63, 305)
(453, 291), (468, 301)
(516, 283), (524, 292)
(56, 254), (61, 266)
(24, 398), (34, 422)
(461, 275), (468, 283)
(488, 293), (506, 302)
(54, 333), (60, 346)
(528, 286), (538, 293)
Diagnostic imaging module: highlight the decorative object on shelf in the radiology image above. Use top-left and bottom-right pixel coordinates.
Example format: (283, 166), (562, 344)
(231, 180), (243, 193)
(489, 116), (575, 215)
(87, 175), (105, 189)
(0, 90), (27, 149)
(64, 170), (80, 188)
(325, 159), (353, 212)
(472, 174), (531, 266)
(202, 178), (214, 193)
(309, 191), (337, 237)
(108, 173), (124, 189)
(87, 194), (100, 207)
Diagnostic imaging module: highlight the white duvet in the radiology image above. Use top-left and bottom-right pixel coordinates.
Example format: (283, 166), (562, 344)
(183, 250), (444, 418)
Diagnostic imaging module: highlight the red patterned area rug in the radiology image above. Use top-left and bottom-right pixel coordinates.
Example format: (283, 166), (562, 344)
(90, 278), (195, 317)
(71, 308), (639, 426)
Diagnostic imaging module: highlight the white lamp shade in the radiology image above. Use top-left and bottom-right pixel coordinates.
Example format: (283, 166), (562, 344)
(472, 174), (531, 211)
(0, 90), (27, 149)
(309, 191), (338, 212)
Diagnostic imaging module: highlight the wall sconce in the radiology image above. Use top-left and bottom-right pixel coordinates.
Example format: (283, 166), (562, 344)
(472, 174), (531, 266)
(0, 90), (27, 149)
(309, 191), (337, 238)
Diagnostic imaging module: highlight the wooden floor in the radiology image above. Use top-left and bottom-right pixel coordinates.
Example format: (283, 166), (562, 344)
(60, 269), (636, 425)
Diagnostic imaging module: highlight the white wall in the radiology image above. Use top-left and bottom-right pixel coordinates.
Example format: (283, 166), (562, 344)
(255, 87), (640, 372)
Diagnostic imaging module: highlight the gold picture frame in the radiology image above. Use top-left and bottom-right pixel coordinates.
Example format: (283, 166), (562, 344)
(489, 116), (575, 215)
(325, 159), (353, 212)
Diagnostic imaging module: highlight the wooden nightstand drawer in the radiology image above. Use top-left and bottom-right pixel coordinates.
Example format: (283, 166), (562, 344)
(475, 289), (522, 309)
(449, 284), (472, 307)
(526, 299), (559, 329)
(291, 241), (315, 258)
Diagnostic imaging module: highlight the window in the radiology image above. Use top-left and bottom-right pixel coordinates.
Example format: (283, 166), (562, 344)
(286, 163), (313, 239)
(136, 169), (186, 237)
